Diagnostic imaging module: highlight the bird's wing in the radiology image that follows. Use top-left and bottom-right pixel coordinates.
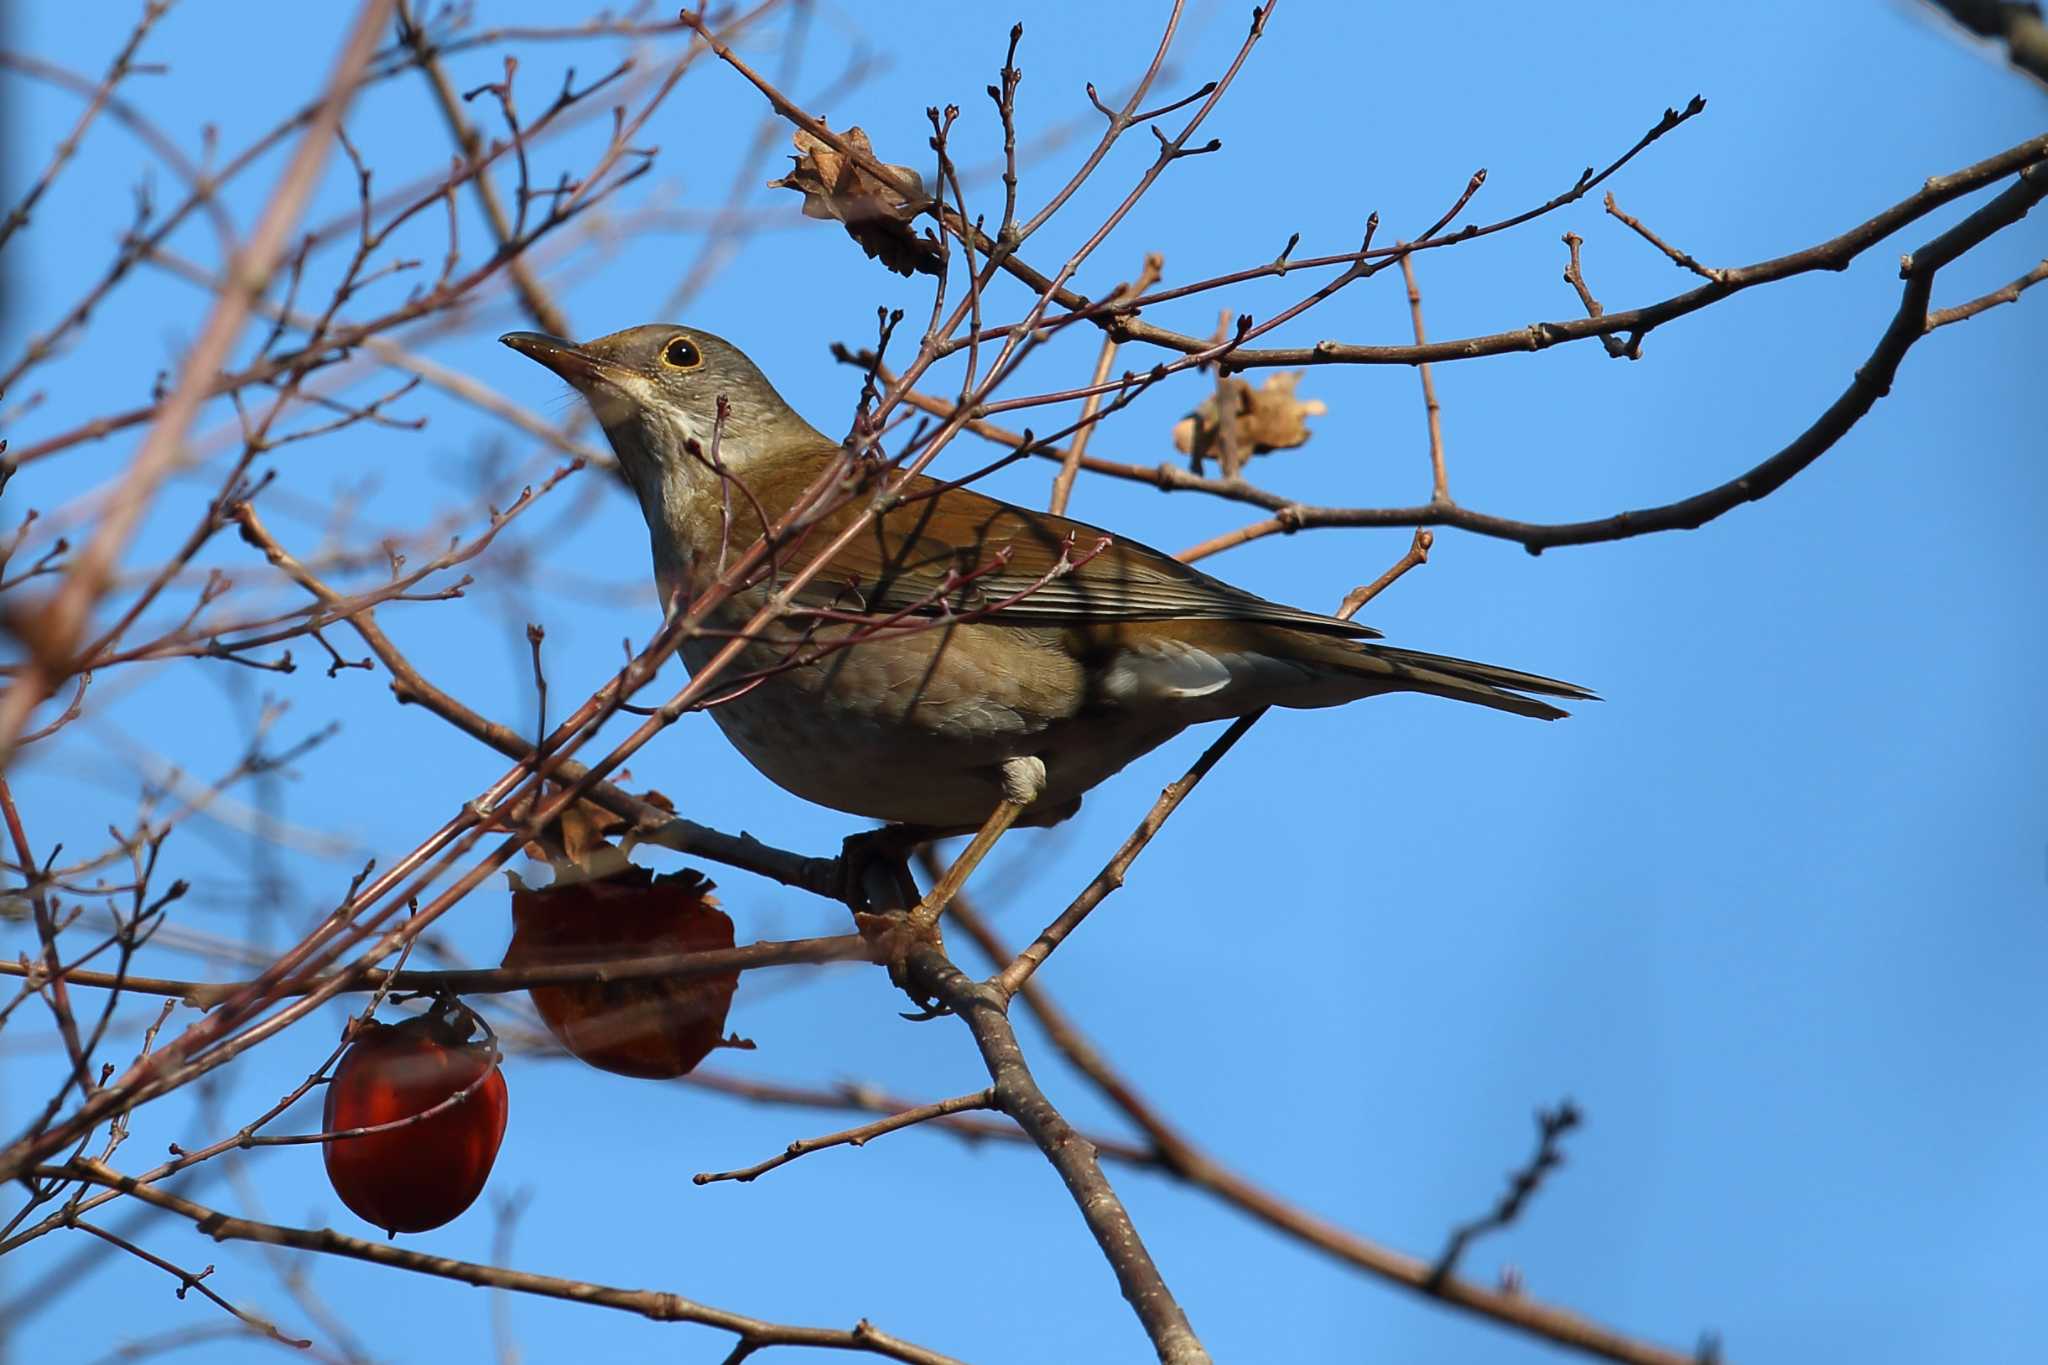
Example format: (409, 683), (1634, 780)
(773, 473), (1379, 639)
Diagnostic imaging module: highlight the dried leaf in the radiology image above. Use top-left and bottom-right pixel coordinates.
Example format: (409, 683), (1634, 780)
(767, 126), (942, 277)
(508, 789), (631, 866)
(1171, 371), (1327, 468)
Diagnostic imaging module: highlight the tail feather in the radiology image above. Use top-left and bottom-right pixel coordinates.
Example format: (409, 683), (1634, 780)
(1349, 644), (1598, 721)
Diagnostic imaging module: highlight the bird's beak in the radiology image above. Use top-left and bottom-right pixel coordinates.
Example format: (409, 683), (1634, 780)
(498, 332), (630, 390)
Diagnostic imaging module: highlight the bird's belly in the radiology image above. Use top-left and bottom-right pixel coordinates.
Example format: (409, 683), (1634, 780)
(678, 621), (1181, 828)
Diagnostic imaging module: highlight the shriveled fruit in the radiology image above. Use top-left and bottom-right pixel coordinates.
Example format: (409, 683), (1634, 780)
(321, 999), (508, 1236)
(503, 865), (739, 1078)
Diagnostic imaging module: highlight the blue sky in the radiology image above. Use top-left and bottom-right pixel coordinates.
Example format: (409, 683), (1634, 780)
(2, 2), (2045, 1362)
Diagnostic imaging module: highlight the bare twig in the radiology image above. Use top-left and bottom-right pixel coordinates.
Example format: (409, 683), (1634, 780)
(60, 1162), (965, 1365)
(394, 0), (574, 337)
(1048, 252), (1163, 515)
(1926, 257), (2048, 327)
(1431, 1100), (1584, 1288)
(693, 1088), (997, 1185)
(0, 934), (873, 1009)
(1399, 251), (1451, 503)
(1604, 191), (1723, 281)
(67, 1218), (311, 1351)
(1336, 529), (1434, 622)
(0, 1), (173, 253)
(992, 712), (1262, 1003)
(1559, 232), (1639, 359)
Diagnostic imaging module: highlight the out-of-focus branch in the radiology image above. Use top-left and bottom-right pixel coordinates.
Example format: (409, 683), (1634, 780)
(1923, 0), (2048, 87)
(395, 0), (574, 338)
(3, 59), (654, 469)
(0, 0), (398, 765)
(0, 933), (873, 1008)
(145, 247), (609, 466)
(0, 1), (172, 254)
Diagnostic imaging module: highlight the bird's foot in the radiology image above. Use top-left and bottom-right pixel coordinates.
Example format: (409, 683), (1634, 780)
(853, 909), (951, 1017)
(837, 825), (929, 915)
(840, 826), (950, 1014)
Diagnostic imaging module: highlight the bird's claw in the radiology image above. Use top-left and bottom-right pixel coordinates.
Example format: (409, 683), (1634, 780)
(852, 907), (948, 1014)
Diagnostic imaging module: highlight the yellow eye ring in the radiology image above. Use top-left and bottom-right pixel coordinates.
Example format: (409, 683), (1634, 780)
(661, 336), (702, 369)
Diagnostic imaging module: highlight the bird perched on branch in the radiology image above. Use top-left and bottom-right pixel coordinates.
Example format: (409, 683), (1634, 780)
(503, 324), (1592, 908)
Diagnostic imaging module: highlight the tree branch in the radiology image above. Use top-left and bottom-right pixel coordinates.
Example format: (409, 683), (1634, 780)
(62, 1160), (966, 1365)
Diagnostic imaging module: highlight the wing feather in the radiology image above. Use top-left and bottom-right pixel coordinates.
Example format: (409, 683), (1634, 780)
(777, 474), (1380, 639)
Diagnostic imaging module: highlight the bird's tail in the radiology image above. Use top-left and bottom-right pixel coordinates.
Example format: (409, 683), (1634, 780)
(1351, 644), (1598, 721)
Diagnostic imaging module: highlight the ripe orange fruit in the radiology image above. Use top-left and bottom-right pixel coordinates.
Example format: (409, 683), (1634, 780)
(321, 999), (508, 1236)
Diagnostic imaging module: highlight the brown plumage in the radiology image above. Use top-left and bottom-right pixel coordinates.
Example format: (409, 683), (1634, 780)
(502, 324), (1594, 830)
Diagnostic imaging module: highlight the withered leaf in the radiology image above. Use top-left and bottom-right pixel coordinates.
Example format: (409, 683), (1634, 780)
(767, 126), (942, 278)
(506, 788), (631, 868)
(1171, 371), (1328, 468)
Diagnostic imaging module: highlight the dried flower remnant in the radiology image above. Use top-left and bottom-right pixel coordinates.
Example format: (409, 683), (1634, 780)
(767, 126), (943, 277)
(1172, 371), (1328, 469)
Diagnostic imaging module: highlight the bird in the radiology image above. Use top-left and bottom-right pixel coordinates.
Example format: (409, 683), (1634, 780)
(501, 324), (1593, 908)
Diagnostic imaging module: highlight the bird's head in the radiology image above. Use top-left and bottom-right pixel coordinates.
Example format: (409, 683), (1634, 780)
(502, 324), (837, 597)
(500, 324), (827, 494)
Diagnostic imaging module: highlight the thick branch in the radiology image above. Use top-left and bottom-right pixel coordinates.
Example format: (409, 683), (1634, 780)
(902, 946), (1209, 1365)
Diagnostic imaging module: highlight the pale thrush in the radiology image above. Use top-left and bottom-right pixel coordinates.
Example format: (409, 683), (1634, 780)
(501, 325), (1594, 842)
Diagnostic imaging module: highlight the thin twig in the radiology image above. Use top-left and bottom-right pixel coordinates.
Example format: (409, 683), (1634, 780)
(1399, 250), (1450, 503)
(1430, 1100), (1584, 1288)
(1604, 191), (1723, 281)
(693, 1089), (997, 1184)
(1926, 257), (2048, 327)
(0, 934), (872, 1009)
(1048, 252), (1163, 515)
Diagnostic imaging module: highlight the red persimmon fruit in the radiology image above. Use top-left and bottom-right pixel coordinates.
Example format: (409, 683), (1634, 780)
(503, 865), (738, 1078)
(321, 999), (508, 1236)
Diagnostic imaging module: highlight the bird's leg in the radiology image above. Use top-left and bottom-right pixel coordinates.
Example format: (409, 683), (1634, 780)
(907, 757), (1045, 934)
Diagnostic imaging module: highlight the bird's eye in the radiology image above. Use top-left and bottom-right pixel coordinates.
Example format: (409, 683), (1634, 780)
(660, 336), (702, 369)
